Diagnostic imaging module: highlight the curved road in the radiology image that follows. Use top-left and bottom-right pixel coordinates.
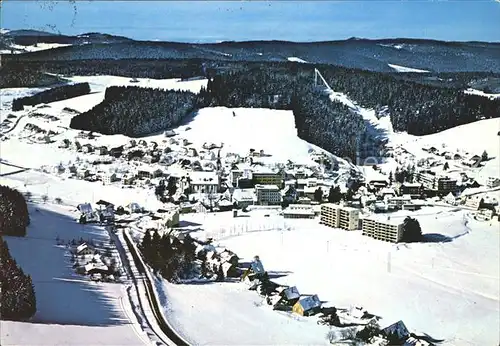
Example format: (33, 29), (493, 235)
(121, 229), (189, 346)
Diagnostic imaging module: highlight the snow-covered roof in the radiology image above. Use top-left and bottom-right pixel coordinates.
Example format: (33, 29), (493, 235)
(255, 184), (280, 191)
(76, 243), (91, 254)
(283, 207), (314, 216)
(363, 215), (403, 226)
(77, 203), (93, 214)
(84, 262), (109, 273)
(188, 171), (219, 185)
(401, 182), (421, 188)
(296, 295), (321, 311)
(233, 189), (255, 201)
(380, 187), (396, 195)
(282, 286), (300, 300)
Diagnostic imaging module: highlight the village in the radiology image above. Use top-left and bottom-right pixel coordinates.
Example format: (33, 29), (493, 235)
(43, 127), (500, 234)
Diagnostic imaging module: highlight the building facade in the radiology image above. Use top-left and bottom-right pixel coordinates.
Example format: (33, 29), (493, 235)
(414, 171), (457, 194)
(487, 177), (500, 188)
(255, 184), (282, 205)
(283, 204), (315, 219)
(361, 217), (403, 243)
(320, 203), (359, 231)
(252, 170), (285, 187)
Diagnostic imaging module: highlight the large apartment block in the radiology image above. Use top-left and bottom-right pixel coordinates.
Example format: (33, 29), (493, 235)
(361, 217), (403, 243)
(320, 203), (359, 231)
(414, 171), (457, 194)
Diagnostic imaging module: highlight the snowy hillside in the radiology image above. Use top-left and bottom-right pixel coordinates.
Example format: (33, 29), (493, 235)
(390, 118), (500, 184)
(0, 203), (151, 346)
(176, 107), (340, 165)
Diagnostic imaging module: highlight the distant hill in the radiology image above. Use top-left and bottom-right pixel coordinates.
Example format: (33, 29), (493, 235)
(1, 30), (500, 73)
(0, 29), (132, 46)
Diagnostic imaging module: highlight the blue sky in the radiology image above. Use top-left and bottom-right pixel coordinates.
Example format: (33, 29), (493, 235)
(2, 1), (500, 42)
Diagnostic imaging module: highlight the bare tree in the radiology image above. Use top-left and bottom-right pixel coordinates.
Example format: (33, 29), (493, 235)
(42, 194), (49, 203)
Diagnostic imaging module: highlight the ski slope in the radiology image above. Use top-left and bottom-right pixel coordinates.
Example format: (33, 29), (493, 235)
(176, 106), (342, 166)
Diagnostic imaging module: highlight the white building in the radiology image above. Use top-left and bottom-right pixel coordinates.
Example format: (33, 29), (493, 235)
(386, 195), (412, 209)
(100, 172), (118, 185)
(232, 188), (255, 208)
(362, 216), (404, 243)
(464, 195), (483, 210)
(283, 204), (315, 219)
(187, 171), (220, 194)
(487, 176), (500, 188)
(476, 208), (493, 221)
(320, 203), (360, 231)
(255, 184), (282, 205)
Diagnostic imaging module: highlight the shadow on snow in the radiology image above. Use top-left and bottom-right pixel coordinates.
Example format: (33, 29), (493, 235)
(4, 204), (130, 327)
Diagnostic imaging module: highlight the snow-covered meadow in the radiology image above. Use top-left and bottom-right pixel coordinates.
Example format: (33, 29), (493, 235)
(165, 208), (499, 346)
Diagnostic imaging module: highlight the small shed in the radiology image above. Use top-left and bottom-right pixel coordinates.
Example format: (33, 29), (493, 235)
(279, 286), (300, 304)
(127, 202), (142, 213)
(97, 146), (108, 155)
(382, 320), (410, 343)
(77, 203), (93, 215)
(82, 144), (94, 153)
(76, 243), (94, 256)
(292, 294), (322, 317)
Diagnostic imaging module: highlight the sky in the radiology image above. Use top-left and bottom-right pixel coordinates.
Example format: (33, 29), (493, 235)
(2, 1), (500, 43)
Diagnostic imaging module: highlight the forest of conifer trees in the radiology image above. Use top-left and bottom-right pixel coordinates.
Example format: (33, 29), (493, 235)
(139, 230), (197, 282)
(0, 185), (37, 320)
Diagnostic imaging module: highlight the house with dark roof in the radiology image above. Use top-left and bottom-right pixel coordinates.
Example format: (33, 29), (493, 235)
(382, 320), (410, 344)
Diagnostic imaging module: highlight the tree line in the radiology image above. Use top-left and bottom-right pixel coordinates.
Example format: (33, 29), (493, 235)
(319, 66), (500, 135)
(12, 82), (91, 111)
(140, 230), (197, 282)
(0, 236), (37, 320)
(0, 59), (206, 88)
(69, 86), (205, 137)
(0, 185), (30, 237)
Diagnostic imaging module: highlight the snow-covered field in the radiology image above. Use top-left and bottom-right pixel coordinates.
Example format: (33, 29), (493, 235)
(0, 203), (150, 346)
(0, 42), (72, 54)
(388, 64), (430, 73)
(287, 56), (308, 63)
(166, 208), (499, 346)
(464, 88), (500, 100)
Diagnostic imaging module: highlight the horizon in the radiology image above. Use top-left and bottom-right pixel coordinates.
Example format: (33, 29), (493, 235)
(3, 27), (500, 45)
(2, 1), (500, 43)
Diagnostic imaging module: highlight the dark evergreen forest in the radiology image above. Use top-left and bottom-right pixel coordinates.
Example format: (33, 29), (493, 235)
(70, 86), (204, 137)
(0, 185), (31, 237)
(12, 83), (91, 111)
(0, 185), (37, 320)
